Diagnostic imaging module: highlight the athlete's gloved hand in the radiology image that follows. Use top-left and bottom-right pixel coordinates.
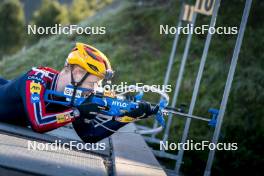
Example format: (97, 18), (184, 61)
(123, 101), (159, 119)
(125, 94), (135, 101)
(76, 96), (100, 119)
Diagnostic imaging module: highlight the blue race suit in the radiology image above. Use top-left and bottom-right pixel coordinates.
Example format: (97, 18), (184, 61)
(0, 67), (126, 142)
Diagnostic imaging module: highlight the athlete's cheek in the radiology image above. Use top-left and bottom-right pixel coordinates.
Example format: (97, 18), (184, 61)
(81, 82), (97, 90)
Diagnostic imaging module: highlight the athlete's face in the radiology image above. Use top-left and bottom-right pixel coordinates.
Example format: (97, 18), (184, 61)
(57, 66), (101, 92)
(71, 66), (101, 90)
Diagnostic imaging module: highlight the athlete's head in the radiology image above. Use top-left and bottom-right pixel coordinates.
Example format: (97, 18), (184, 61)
(57, 43), (113, 93)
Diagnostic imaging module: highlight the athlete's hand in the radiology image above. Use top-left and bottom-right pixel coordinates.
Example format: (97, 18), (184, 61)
(123, 101), (159, 119)
(76, 96), (100, 117)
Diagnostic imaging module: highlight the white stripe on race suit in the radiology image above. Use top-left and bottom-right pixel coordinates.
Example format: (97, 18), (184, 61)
(35, 102), (56, 125)
(39, 101), (73, 119)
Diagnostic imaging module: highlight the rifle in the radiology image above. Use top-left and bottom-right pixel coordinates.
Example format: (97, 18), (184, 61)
(45, 85), (218, 134)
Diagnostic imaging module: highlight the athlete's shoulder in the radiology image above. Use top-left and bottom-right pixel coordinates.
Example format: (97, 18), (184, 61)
(26, 66), (59, 85)
(37, 66), (59, 74)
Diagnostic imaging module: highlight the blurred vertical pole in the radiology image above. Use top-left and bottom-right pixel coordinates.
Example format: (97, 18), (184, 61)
(151, 1), (185, 139)
(204, 1), (252, 175)
(175, 0), (222, 174)
(162, 11), (197, 144)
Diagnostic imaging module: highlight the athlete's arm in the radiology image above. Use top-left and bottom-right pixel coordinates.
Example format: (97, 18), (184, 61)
(72, 101), (156, 143)
(72, 115), (127, 143)
(22, 76), (77, 133)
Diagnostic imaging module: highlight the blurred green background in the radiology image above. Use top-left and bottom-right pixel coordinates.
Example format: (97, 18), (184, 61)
(0, 0), (263, 175)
